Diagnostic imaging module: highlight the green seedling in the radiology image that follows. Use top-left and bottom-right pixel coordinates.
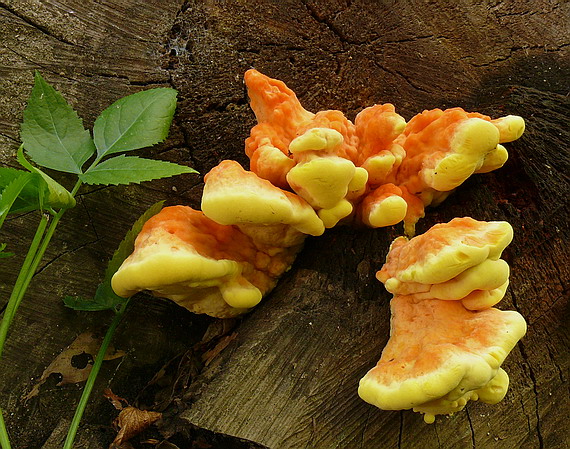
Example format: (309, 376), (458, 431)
(0, 72), (196, 449)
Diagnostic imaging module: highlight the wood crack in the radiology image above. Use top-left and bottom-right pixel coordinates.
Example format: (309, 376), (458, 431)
(302, 417), (317, 449)
(434, 421), (442, 448)
(2, 46), (85, 84)
(466, 54), (513, 68)
(174, 0), (192, 20)
(510, 286), (522, 315)
(373, 60), (431, 94)
(0, 2), (78, 47)
(465, 43), (569, 68)
(171, 115), (200, 172)
(236, 44), (307, 53)
(359, 408), (371, 449)
(382, 34), (439, 45)
(511, 43), (570, 53)
(517, 336), (545, 449)
(81, 71), (169, 87)
(528, 292), (567, 326)
(299, 2), (442, 48)
(493, 4), (563, 21)
(299, 0), (352, 46)
(78, 196), (100, 242)
(34, 237), (101, 276)
(393, 69), (430, 94)
(519, 396), (533, 434)
(3, 45), (52, 73)
(333, 52), (344, 78)
(75, 185), (112, 198)
(0, 132), (18, 143)
(545, 343), (566, 385)
(465, 408), (476, 449)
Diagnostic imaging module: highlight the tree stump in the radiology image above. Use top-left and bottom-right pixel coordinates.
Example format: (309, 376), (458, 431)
(0, 1), (568, 448)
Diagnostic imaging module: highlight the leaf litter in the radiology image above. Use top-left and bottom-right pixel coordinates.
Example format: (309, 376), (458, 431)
(25, 332), (125, 401)
(104, 388), (162, 449)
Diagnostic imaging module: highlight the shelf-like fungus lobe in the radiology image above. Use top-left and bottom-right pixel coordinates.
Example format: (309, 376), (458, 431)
(360, 218), (526, 423)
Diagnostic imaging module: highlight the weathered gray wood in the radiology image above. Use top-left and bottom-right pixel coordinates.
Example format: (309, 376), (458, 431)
(0, 0), (568, 448)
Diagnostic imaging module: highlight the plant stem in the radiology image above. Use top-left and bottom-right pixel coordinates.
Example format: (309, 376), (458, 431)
(0, 179), (82, 449)
(13, 209), (64, 312)
(0, 214), (48, 449)
(0, 411), (10, 449)
(4, 178), (81, 323)
(1, 208), (64, 340)
(63, 298), (131, 449)
(0, 214), (48, 361)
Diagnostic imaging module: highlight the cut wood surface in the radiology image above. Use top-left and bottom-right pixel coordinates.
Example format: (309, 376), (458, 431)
(0, 0), (568, 448)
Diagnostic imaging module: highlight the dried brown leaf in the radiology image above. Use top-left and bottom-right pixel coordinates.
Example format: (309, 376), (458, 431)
(110, 406), (162, 448)
(25, 332), (126, 400)
(104, 388), (130, 410)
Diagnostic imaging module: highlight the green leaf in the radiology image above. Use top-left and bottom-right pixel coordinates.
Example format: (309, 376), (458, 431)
(63, 201), (164, 311)
(80, 155), (197, 185)
(0, 166), (47, 214)
(0, 166), (25, 190)
(0, 243), (14, 259)
(20, 71), (96, 174)
(0, 172), (39, 230)
(93, 88), (177, 158)
(17, 145), (76, 210)
(63, 285), (123, 312)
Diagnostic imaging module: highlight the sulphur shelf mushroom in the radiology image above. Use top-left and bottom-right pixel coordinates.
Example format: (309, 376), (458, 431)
(111, 69), (528, 426)
(202, 159), (324, 238)
(244, 70), (525, 234)
(356, 107), (525, 235)
(112, 160), (324, 318)
(359, 217), (526, 423)
(358, 295), (526, 424)
(245, 69), (367, 228)
(376, 217), (514, 310)
(111, 205), (306, 318)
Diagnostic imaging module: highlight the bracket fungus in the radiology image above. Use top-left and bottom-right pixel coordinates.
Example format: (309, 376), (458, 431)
(355, 107), (525, 235)
(245, 69), (365, 228)
(359, 218), (526, 423)
(377, 217), (514, 309)
(244, 69), (525, 235)
(202, 159), (324, 238)
(358, 295), (525, 424)
(111, 69), (528, 426)
(111, 205), (306, 318)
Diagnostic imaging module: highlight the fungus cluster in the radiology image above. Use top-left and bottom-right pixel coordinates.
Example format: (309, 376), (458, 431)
(358, 217), (526, 423)
(111, 70), (527, 422)
(243, 69), (524, 234)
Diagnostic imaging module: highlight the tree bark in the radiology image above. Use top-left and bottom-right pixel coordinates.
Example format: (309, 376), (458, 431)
(0, 0), (568, 448)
